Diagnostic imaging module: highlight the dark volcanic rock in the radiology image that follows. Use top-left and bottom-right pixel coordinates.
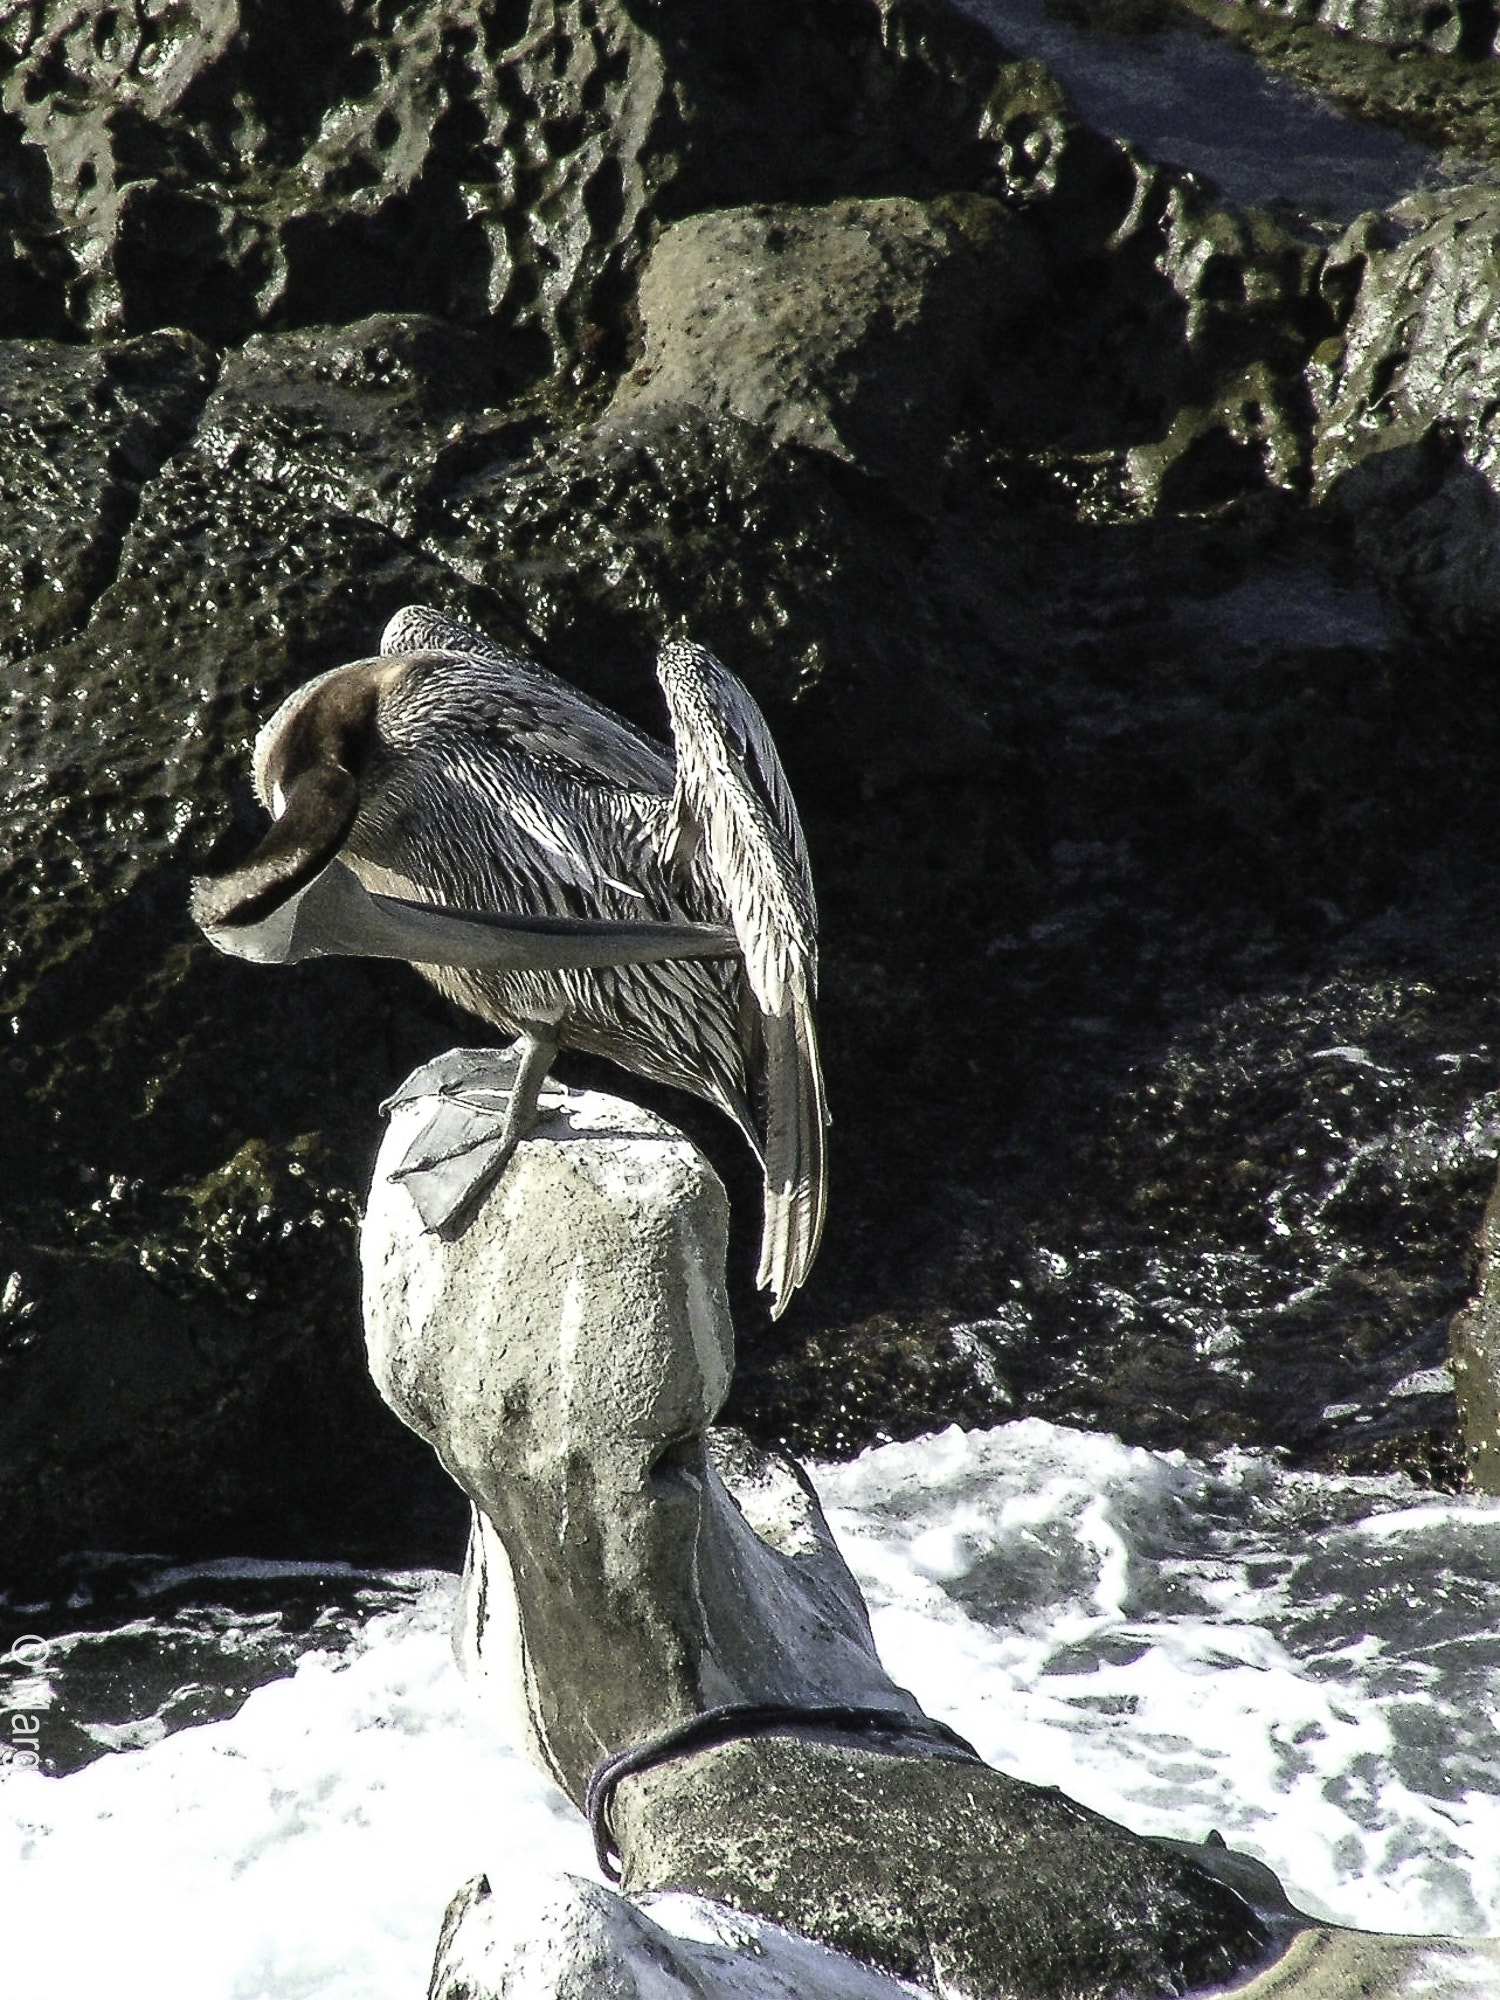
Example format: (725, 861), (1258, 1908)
(0, 0), (1060, 360)
(0, 315), (522, 1574)
(617, 1737), (1269, 1998)
(1237, 0), (1481, 57)
(1314, 187), (1500, 640)
(0, 330), (214, 656)
(4, 0), (1500, 1570)
(611, 194), (1045, 504)
(2, 313), (524, 1021)
(1164, 0), (1500, 166)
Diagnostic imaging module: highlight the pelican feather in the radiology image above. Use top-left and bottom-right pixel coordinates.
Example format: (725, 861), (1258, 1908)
(192, 607), (829, 1315)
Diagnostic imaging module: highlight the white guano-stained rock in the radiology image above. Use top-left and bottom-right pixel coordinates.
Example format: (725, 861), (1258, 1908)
(362, 1050), (915, 1802)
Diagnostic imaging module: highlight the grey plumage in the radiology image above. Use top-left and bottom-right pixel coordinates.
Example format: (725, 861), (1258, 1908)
(192, 606), (827, 1315)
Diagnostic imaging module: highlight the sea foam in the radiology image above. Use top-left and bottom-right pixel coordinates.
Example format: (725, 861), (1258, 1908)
(2, 1420), (1497, 1998)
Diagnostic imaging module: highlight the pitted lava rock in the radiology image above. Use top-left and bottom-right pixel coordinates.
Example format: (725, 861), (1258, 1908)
(4, 0), (1500, 1571)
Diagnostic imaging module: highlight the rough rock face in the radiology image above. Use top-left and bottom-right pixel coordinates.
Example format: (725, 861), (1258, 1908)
(1242, 0), (1485, 57)
(1314, 186), (1500, 638)
(0, 315), (522, 1574)
(611, 195), (1044, 503)
(0, 331), (213, 655)
(615, 1738), (1268, 1997)
(5, 0), (1500, 1568)
(0, 0), (1059, 358)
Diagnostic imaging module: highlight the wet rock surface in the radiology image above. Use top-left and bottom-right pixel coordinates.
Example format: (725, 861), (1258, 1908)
(0, 0), (1052, 357)
(5, 0), (1500, 1568)
(1096, 0), (1500, 161)
(613, 1737), (1269, 1997)
(1205, 0), (1488, 59)
(366, 1058), (1275, 2000)
(610, 194), (1043, 502)
(1315, 186), (1500, 639)
(0, 1552), (429, 1775)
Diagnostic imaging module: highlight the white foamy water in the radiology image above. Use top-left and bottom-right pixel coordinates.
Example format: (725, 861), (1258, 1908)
(819, 1421), (1500, 1940)
(3, 1420), (1498, 1998)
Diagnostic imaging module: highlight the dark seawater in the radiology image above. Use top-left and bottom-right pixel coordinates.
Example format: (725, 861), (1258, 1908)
(4, 1432), (1499, 1998)
(0, 1556), (430, 1775)
(958, 0), (1452, 222)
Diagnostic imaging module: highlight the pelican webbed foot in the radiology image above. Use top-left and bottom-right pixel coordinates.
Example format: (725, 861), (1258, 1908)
(387, 1032), (562, 1239)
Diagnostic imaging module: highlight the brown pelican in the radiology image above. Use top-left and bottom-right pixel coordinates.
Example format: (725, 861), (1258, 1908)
(191, 607), (827, 1316)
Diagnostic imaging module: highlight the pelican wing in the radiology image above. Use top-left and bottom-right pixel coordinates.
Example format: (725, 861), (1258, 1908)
(382, 606), (674, 794)
(660, 644), (816, 948)
(654, 643), (816, 1008)
(654, 641), (827, 1313)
